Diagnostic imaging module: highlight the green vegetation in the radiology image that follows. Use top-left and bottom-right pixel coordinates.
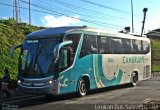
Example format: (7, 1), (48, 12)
(151, 39), (160, 72)
(0, 18), (44, 80)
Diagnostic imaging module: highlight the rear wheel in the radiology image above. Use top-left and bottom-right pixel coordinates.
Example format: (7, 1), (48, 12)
(77, 79), (87, 97)
(131, 72), (138, 86)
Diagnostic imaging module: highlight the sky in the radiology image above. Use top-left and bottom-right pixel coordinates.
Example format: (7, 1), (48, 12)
(0, 0), (160, 34)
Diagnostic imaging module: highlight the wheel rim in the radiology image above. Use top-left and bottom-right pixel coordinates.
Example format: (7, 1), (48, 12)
(79, 80), (87, 96)
(132, 74), (137, 85)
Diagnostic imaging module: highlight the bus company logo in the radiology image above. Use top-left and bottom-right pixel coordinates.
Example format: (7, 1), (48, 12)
(123, 56), (145, 64)
(59, 75), (69, 87)
(108, 58), (114, 63)
(62, 78), (68, 87)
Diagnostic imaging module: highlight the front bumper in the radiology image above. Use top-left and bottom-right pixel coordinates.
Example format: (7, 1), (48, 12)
(18, 83), (57, 94)
(17, 76), (59, 95)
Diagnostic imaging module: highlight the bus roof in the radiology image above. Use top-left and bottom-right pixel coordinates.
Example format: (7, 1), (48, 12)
(26, 26), (85, 38)
(26, 26), (149, 40)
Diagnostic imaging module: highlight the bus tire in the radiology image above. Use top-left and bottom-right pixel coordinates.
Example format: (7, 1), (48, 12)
(77, 78), (87, 97)
(131, 72), (138, 86)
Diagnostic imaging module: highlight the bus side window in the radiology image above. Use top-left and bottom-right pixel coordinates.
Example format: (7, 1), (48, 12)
(133, 39), (143, 54)
(80, 34), (98, 58)
(123, 39), (133, 54)
(64, 34), (81, 53)
(64, 34), (81, 64)
(142, 40), (150, 54)
(110, 38), (123, 54)
(97, 36), (110, 54)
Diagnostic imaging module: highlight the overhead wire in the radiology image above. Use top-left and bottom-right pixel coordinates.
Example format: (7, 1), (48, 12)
(1, 0), (149, 32)
(50, 0), (141, 26)
(49, 0), (130, 21)
(35, 0), (115, 22)
(0, 2), (122, 30)
(80, 0), (141, 17)
(35, 0), (131, 24)
(80, 0), (130, 14)
(36, 0), (87, 18)
(0, 2), (60, 17)
(19, 0), (125, 29)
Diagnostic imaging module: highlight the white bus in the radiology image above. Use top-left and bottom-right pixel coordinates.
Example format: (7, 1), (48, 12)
(11, 26), (151, 96)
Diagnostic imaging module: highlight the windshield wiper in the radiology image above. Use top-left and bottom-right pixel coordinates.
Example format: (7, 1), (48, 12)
(34, 40), (48, 77)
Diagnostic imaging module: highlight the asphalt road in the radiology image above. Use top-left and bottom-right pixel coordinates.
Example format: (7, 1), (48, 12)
(1, 77), (160, 110)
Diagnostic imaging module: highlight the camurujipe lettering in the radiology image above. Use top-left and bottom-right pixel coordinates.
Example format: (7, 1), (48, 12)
(123, 56), (145, 64)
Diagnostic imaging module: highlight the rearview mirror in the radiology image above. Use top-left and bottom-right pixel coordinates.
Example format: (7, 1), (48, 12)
(10, 44), (22, 58)
(53, 40), (72, 62)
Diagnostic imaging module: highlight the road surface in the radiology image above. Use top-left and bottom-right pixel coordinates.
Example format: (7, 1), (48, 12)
(1, 77), (160, 110)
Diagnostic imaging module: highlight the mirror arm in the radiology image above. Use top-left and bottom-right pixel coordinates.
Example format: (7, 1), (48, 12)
(10, 44), (22, 58)
(54, 40), (73, 61)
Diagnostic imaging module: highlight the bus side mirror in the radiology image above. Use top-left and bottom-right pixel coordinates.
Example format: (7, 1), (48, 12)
(10, 44), (22, 58)
(59, 47), (71, 69)
(53, 41), (72, 62)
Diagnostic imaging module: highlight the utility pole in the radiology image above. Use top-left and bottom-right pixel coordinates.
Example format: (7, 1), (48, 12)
(13, 0), (21, 23)
(13, 0), (15, 19)
(18, 0), (21, 22)
(141, 8), (148, 37)
(29, 0), (31, 25)
(131, 0), (134, 33)
(15, 0), (18, 22)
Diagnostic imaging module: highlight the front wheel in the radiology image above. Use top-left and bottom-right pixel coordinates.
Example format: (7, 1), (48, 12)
(77, 79), (87, 97)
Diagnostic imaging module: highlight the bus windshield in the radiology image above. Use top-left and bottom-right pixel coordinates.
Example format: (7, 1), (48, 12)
(20, 37), (62, 78)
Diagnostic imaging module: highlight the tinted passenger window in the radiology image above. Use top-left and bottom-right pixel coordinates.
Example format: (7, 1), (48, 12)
(132, 40), (143, 54)
(110, 38), (123, 54)
(80, 34), (98, 58)
(97, 36), (110, 54)
(142, 41), (150, 54)
(64, 34), (81, 65)
(123, 39), (132, 54)
(64, 34), (81, 53)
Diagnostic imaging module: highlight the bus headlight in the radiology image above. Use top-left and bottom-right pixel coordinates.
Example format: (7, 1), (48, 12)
(18, 80), (21, 84)
(48, 80), (53, 84)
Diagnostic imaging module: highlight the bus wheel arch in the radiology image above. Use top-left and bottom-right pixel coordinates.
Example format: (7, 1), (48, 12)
(77, 76), (90, 97)
(131, 71), (138, 86)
